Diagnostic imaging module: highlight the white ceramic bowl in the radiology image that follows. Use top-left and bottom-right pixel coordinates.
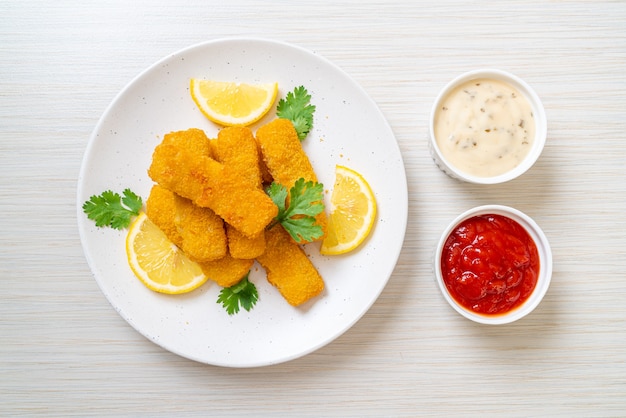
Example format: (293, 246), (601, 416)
(434, 205), (552, 325)
(429, 69), (547, 184)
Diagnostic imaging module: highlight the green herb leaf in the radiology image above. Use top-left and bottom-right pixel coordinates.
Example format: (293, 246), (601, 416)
(266, 182), (288, 213)
(82, 188), (142, 230)
(276, 86), (315, 141)
(217, 274), (258, 315)
(266, 178), (325, 243)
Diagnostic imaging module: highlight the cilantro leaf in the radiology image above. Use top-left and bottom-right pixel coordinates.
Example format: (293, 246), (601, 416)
(82, 188), (142, 230)
(266, 182), (288, 213)
(280, 215), (323, 244)
(276, 86), (315, 141)
(266, 178), (325, 243)
(217, 274), (258, 315)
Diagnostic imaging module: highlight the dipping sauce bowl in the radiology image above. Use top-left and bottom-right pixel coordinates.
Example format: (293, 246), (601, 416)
(434, 205), (552, 325)
(429, 69), (547, 184)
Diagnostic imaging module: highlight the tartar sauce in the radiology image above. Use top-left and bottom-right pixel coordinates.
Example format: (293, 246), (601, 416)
(434, 78), (535, 177)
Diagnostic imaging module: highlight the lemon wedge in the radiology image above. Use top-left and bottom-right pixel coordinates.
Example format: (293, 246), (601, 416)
(320, 165), (377, 255)
(190, 79), (278, 126)
(126, 212), (208, 294)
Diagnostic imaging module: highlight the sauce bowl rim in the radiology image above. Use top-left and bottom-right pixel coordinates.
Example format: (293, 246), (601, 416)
(434, 204), (553, 325)
(429, 68), (547, 185)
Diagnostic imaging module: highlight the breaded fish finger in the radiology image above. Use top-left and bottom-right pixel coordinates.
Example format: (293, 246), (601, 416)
(198, 254), (254, 288)
(148, 141), (277, 238)
(255, 119), (327, 240)
(146, 184), (227, 262)
(162, 128), (213, 157)
(148, 143), (217, 201)
(146, 185), (184, 248)
(225, 224), (265, 259)
(212, 126), (266, 258)
(173, 194), (227, 262)
(256, 225), (325, 307)
(212, 126), (262, 188)
(255, 118), (318, 186)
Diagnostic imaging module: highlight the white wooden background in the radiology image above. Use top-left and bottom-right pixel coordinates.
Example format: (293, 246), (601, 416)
(2, 1), (625, 416)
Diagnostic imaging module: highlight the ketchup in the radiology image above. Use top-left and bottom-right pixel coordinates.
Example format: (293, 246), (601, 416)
(441, 214), (540, 315)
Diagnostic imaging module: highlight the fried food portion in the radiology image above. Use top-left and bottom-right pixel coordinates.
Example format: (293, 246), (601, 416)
(212, 126), (262, 188)
(225, 224), (265, 259)
(146, 185), (227, 262)
(148, 130), (278, 238)
(173, 194), (227, 262)
(255, 118), (327, 240)
(162, 127), (213, 157)
(255, 118), (318, 186)
(198, 254), (254, 288)
(256, 225), (325, 307)
(148, 143), (217, 201)
(211, 127), (267, 258)
(146, 185), (183, 248)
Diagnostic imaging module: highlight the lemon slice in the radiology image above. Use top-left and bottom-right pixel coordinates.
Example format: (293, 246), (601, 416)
(126, 212), (208, 294)
(190, 79), (278, 126)
(320, 165), (377, 255)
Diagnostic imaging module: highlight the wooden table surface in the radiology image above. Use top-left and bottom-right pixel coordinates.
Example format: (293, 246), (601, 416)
(2, 1), (625, 416)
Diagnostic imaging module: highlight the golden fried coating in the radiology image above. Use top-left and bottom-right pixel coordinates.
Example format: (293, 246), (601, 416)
(211, 126), (267, 258)
(198, 254), (254, 288)
(148, 143), (216, 201)
(256, 225), (325, 307)
(255, 119), (327, 241)
(148, 131), (278, 238)
(146, 185), (227, 262)
(173, 194), (227, 262)
(212, 126), (262, 188)
(146, 185), (183, 248)
(225, 224), (266, 259)
(255, 118), (318, 186)
(161, 128), (213, 157)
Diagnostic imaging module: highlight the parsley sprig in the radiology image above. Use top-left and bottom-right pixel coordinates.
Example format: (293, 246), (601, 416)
(276, 86), (315, 141)
(217, 274), (259, 315)
(266, 178), (325, 243)
(82, 188), (142, 230)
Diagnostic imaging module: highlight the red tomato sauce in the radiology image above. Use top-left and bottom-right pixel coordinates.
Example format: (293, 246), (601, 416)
(441, 214), (540, 315)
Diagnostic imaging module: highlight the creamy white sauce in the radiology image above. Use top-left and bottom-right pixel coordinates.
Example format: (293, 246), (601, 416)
(434, 78), (535, 177)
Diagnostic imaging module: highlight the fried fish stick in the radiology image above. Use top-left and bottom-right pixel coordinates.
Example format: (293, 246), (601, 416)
(148, 141), (277, 238)
(161, 128), (213, 157)
(211, 126), (266, 258)
(255, 118), (327, 240)
(146, 185), (184, 248)
(225, 224), (265, 259)
(148, 143), (216, 200)
(198, 254), (254, 288)
(173, 194), (227, 262)
(256, 225), (325, 306)
(212, 126), (262, 188)
(255, 118), (317, 186)
(146, 185), (227, 262)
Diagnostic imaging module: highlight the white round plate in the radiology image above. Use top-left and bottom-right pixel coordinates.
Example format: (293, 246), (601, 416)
(77, 38), (408, 367)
